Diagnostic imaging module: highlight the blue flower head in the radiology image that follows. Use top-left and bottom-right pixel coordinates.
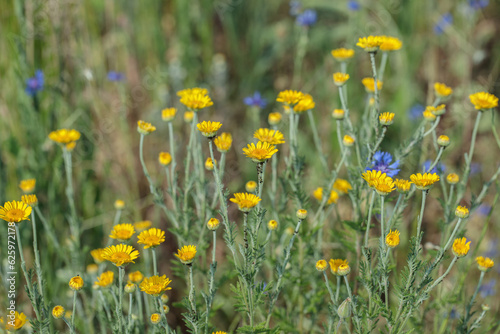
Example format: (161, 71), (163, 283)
(347, 0), (360, 11)
(366, 151), (400, 178)
(484, 239), (498, 258)
(479, 279), (496, 298)
(244, 92), (267, 108)
(25, 70), (44, 96)
(296, 9), (317, 27)
(434, 13), (453, 35)
(470, 163), (482, 176)
(408, 104), (424, 120)
(289, 1), (302, 16)
(449, 307), (459, 319)
(468, 0), (489, 9)
(107, 71), (125, 81)
(422, 160), (446, 175)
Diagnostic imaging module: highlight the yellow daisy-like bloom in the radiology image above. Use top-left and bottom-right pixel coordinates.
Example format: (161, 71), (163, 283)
(214, 132), (233, 152)
(177, 87), (208, 97)
(434, 82), (453, 98)
(245, 181), (257, 192)
(102, 244), (140, 267)
(207, 218), (220, 230)
(212, 332), (228, 334)
(66, 141), (77, 151)
(150, 313), (161, 325)
(452, 237), (471, 258)
(333, 72), (350, 86)
(230, 193), (261, 212)
(455, 206), (470, 219)
(332, 109), (345, 120)
(94, 271), (114, 288)
(197, 121), (222, 138)
(316, 259), (327, 271)
(19, 178), (36, 193)
(313, 187), (323, 201)
(158, 152), (172, 166)
(87, 264), (98, 274)
(48, 129), (81, 144)
(362, 170), (386, 188)
(129, 271), (144, 284)
(362, 78), (383, 93)
(380, 36), (402, 51)
(180, 92), (214, 110)
(205, 157), (216, 171)
(175, 245), (197, 265)
(293, 94), (315, 113)
(410, 173), (440, 190)
(90, 248), (106, 264)
(432, 104), (446, 116)
(331, 48), (355, 61)
(379, 112), (395, 126)
(52, 305), (65, 319)
(297, 209), (308, 219)
(69, 275), (84, 291)
(184, 111), (195, 122)
(140, 275), (172, 296)
(469, 92), (499, 110)
(423, 110), (437, 121)
(109, 223), (135, 241)
(268, 112), (282, 125)
(437, 135), (450, 147)
(446, 173), (459, 185)
(162, 107), (177, 122)
(343, 135), (355, 147)
(134, 220), (152, 231)
(329, 258), (349, 275)
(395, 179), (411, 193)
(242, 141), (278, 162)
(476, 256), (494, 272)
(276, 90), (305, 105)
(114, 200), (125, 210)
(313, 187), (339, 205)
(137, 120), (156, 135)
(333, 179), (352, 194)
(254, 128), (285, 145)
(356, 35), (384, 52)
(137, 228), (166, 249)
(337, 263), (351, 276)
(268, 219), (278, 230)
(0, 201), (32, 223)
(0, 311), (27, 331)
(386, 230), (400, 248)
(22, 194), (38, 207)
(374, 176), (396, 196)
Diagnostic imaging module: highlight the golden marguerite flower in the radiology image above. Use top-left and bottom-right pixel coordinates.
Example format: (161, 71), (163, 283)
(423, 109), (437, 121)
(343, 135), (355, 147)
(158, 152), (172, 166)
(374, 176), (396, 196)
(332, 109), (345, 120)
(395, 179), (411, 193)
(437, 135), (450, 147)
(329, 259), (349, 276)
(102, 244), (140, 267)
(446, 173), (459, 185)
(230, 193), (261, 212)
(137, 228), (166, 249)
(207, 218), (220, 230)
(19, 178), (36, 193)
(386, 230), (400, 248)
(362, 170), (387, 188)
(469, 92), (498, 110)
(214, 132), (233, 152)
(242, 141), (278, 162)
(254, 128), (285, 145)
(0, 201), (32, 223)
(379, 112), (395, 126)
(452, 237), (471, 258)
(476, 256), (494, 272)
(434, 82), (453, 98)
(268, 219), (278, 230)
(69, 275), (84, 291)
(140, 275), (172, 296)
(184, 111), (195, 122)
(94, 271), (114, 288)
(380, 36), (402, 51)
(177, 87), (208, 97)
(180, 92), (214, 110)
(316, 260), (328, 271)
(0, 311), (27, 331)
(362, 78), (383, 93)
(356, 35), (385, 52)
(48, 129), (81, 144)
(134, 220), (152, 231)
(114, 200), (125, 210)
(331, 48), (355, 61)
(197, 121), (222, 137)
(22, 194), (38, 207)
(245, 181), (257, 192)
(109, 223), (135, 241)
(296, 209), (308, 219)
(175, 245), (197, 264)
(90, 248), (106, 263)
(312, 187), (338, 205)
(150, 313), (161, 324)
(213, 332), (228, 334)
(337, 263), (351, 276)
(137, 120), (156, 135)
(268, 112), (282, 125)
(333, 72), (350, 86)
(410, 173), (440, 190)
(333, 178), (352, 194)
(276, 90), (305, 105)
(293, 94), (316, 113)
(455, 206), (469, 219)
(162, 108), (177, 122)
(432, 104), (446, 116)
(52, 305), (65, 319)
(128, 271), (144, 284)
(205, 157), (216, 170)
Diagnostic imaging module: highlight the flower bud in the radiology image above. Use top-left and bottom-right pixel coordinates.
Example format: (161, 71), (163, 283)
(455, 206), (469, 219)
(245, 181), (257, 192)
(125, 283), (136, 294)
(268, 219), (278, 230)
(52, 306), (65, 319)
(337, 298), (351, 318)
(332, 109), (345, 120)
(296, 209), (307, 219)
(207, 218), (220, 231)
(150, 313), (161, 325)
(268, 112), (282, 125)
(184, 111), (194, 123)
(446, 173), (459, 185)
(114, 200), (125, 210)
(316, 260), (327, 271)
(437, 135), (450, 147)
(337, 264), (351, 276)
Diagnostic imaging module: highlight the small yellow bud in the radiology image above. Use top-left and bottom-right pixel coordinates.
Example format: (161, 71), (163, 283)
(52, 305), (65, 319)
(114, 199), (125, 210)
(150, 313), (161, 324)
(437, 135), (450, 147)
(125, 283), (136, 294)
(332, 109), (345, 120)
(455, 206), (469, 219)
(316, 259), (327, 271)
(268, 112), (282, 125)
(268, 219), (278, 230)
(296, 209), (307, 219)
(245, 181), (257, 192)
(343, 135), (355, 147)
(184, 111), (194, 123)
(207, 218), (220, 231)
(446, 173), (459, 185)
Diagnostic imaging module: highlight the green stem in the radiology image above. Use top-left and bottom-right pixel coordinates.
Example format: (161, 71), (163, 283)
(152, 248), (158, 276)
(343, 276), (362, 332)
(378, 52), (388, 81)
(127, 293), (133, 332)
(71, 290), (77, 333)
(168, 122), (177, 207)
(31, 211), (44, 298)
(386, 193), (403, 230)
(188, 264), (197, 316)
(426, 256), (458, 292)
(416, 190), (428, 239)
(369, 52), (380, 117)
(335, 276), (341, 304)
(118, 267), (125, 332)
(322, 271), (336, 306)
(363, 190), (376, 247)
(34, 206), (60, 249)
(307, 109), (328, 172)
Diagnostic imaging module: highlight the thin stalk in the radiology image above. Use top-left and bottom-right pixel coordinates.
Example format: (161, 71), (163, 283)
(307, 109), (328, 172)
(343, 276), (362, 332)
(127, 293), (133, 332)
(168, 122), (177, 206)
(322, 271), (336, 306)
(380, 195), (385, 242)
(99, 290), (112, 321)
(458, 111), (483, 202)
(386, 193), (403, 230)
(34, 206), (60, 248)
(378, 52), (388, 81)
(463, 271), (485, 326)
(335, 276), (341, 303)
(135, 289), (143, 322)
(256, 162), (265, 203)
(188, 264), (197, 316)
(71, 290), (77, 333)
(30, 210), (44, 298)
(205, 231), (217, 332)
(423, 116), (441, 137)
(363, 190), (376, 247)
(152, 248), (158, 276)
(416, 190), (428, 238)
(369, 52), (380, 118)
(426, 256), (458, 292)
(118, 267), (125, 332)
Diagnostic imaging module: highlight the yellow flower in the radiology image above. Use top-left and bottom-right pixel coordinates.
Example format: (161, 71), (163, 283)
(374, 176), (396, 196)
(19, 179), (36, 193)
(476, 256), (494, 272)
(410, 173), (440, 190)
(205, 157), (216, 170)
(423, 108), (437, 121)
(134, 220), (152, 231)
(177, 87), (208, 97)
(254, 128), (285, 145)
(140, 275), (172, 296)
(362, 170), (386, 188)
(379, 112), (395, 126)
(332, 179), (352, 194)
(343, 135), (355, 147)
(197, 121), (222, 137)
(276, 90), (305, 105)
(433, 104), (446, 116)
(180, 92), (214, 110)
(230, 193), (261, 212)
(437, 135), (450, 147)
(125, 283), (136, 293)
(268, 112), (282, 125)
(48, 129), (81, 144)
(293, 94), (315, 113)
(207, 218), (220, 230)
(452, 237), (471, 258)
(22, 194), (38, 207)
(469, 92), (498, 110)
(213, 332), (228, 334)
(214, 132), (233, 152)
(332, 109), (345, 120)
(386, 230), (400, 248)
(66, 141), (77, 151)
(296, 209), (308, 219)
(129, 271), (144, 284)
(331, 48), (355, 61)
(245, 181), (257, 192)
(95, 271), (114, 288)
(161, 294), (169, 304)
(395, 179), (411, 193)
(150, 313), (161, 324)
(184, 111), (195, 122)
(0, 201), (32, 223)
(362, 78), (383, 93)
(380, 36), (402, 51)
(102, 244), (140, 267)
(159, 152), (172, 166)
(337, 264), (351, 276)
(333, 72), (350, 86)
(137, 120), (156, 135)
(329, 259), (349, 276)
(356, 35), (385, 52)
(69, 275), (84, 291)
(52, 305), (65, 319)
(90, 248), (106, 264)
(162, 108), (177, 122)
(446, 173), (459, 185)
(175, 245), (197, 264)
(455, 206), (469, 219)
(114, 200), (125, 210)
(316, 259), (328, 271)
(0, 311), (27, 331)
(268, 219), (278, 230)
(87, 264), (98, 274)
(242, 141), (278, 162)
(312, 188), (339, 205)
(434, 82), (453, 98)
(137, 228), (166, 249)
(109, 223), (135, 241)
(313, 187), (323, 201)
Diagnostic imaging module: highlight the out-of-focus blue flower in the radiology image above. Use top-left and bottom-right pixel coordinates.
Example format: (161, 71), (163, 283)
(296, 9), (317, 27)
(484, 239), (498, 258)
(366, 151), (400, 178)
(107, 71), (125, 81)
(479, 279), (496, 298)
(422, 160), (446, 175)
(25, 70), (44, 96)
(347, 0), (360, 11)
(468, 0), (489, 9)
(434, 13), (453, 35)
(470, 163), (482, 175)
(244, 92), (267, 108)
(290, 1), (302, 16)
(408, 104), (424, 120)
(449, 307), (459, 319)
(477, 204), (492, 217)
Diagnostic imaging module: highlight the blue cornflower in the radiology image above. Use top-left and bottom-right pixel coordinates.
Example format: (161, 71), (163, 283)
(470, 163), (482, 175)
(290, 1), (302, 16)
(25, 70), (44, 96)
(468, 0), (489, 9)
(244, 92), (267, 108)
(434, 13), (453, 35)
(408, 104), (424, 120)
(477, 204), (492, 217)
(449, 307), (459, 319)
(484, 239), (498, 258)
(107, 71), (125, 81)
(347, 0), (360, 11)
(366, 151), (400, 178)
(479, 279), (496, 298)
(422, 160), (446, 175)
(296, 9), (317, 27)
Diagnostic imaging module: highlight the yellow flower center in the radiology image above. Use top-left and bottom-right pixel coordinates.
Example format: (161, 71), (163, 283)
(111, 252), (131, 262)
(7, 209), (24, 221)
